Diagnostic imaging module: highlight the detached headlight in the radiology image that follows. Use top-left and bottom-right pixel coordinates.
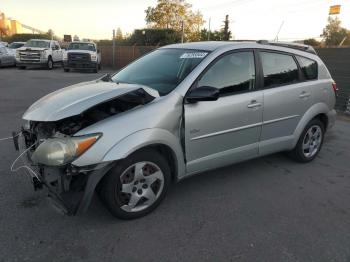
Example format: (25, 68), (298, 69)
(16, 51), (20, 59)
(91, 54), (97, 61)
(32, 134), (101, 166)
(40, 51), (46, 58)
(63, 53), (68, 61)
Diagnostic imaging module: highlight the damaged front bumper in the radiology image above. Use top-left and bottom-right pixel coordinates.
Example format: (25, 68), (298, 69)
(13, 131), (113, 215)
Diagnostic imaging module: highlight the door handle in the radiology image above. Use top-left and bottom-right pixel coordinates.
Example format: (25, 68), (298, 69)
(247, 100), (262, 109)
(299, 91), (310, 98)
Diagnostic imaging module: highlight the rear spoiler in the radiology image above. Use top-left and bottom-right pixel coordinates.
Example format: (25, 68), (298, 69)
(257, 40), (317, 55)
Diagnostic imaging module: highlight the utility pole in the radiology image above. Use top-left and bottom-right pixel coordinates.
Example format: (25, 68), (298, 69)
(181, 20), (184, 43)
(208, 17), (211, 41)
(112, 29), (116, 68)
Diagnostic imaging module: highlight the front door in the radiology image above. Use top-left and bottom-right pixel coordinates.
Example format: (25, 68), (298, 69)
(184, 50), (263, 174)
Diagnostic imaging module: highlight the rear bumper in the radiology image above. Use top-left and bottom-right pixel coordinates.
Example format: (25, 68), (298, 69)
(64, 61), (97, 69)
(327, 109), (337, 129)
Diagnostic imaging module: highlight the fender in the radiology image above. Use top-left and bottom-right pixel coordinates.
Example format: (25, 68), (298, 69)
(292, 102), (330, 148)
(102, 128), (186, 179)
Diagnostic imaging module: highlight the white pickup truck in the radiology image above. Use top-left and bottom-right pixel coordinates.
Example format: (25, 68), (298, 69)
(16, 39), (63, 69)
(63, 41), (101, 73)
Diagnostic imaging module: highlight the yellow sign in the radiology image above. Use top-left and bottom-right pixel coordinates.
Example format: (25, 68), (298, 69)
(329, 5), (341, 15)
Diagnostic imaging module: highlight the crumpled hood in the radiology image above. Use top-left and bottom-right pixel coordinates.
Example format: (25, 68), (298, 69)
(23, 80), (159, 121)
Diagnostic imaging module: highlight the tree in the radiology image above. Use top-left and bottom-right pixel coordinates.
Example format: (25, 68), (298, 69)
(116, 27), (123, 40)
(145, 0), (204, 42)
(129, 28), (181, 46)
(47, 29), (54, 40)
(200, 29), (224, 41)
(321, 16), (348, 46)
(303, 38), (321, 47)
(222, 15), (231, 41)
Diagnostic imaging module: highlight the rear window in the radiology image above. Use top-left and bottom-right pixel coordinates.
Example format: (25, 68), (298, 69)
(261, 52), (299, 88)
(296, 56), (318, 80)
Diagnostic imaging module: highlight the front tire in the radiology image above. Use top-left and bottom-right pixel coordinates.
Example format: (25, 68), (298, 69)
(93, 63), (98, 73)
(289, 118), (325, 163)
(64, 68), (70, 72)
(47, 57), (53, 70)
(100, 149), (171, 219)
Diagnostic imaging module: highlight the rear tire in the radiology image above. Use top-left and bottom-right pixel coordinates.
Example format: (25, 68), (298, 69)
(100, 149), (171, 219)
(289, 118), (325, 163)
(18, 66), (26, 70)
(64, 68), (70, 72)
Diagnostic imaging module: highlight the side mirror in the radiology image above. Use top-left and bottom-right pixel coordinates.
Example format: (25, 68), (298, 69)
(186, 86), (220, 103)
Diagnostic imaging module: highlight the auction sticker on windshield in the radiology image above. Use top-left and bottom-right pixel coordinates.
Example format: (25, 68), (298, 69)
(180, 52), (208, 59)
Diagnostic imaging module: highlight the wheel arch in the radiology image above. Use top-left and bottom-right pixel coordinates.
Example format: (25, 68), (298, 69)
(102, 128), (186, 181)
(292, 103), (330, 148)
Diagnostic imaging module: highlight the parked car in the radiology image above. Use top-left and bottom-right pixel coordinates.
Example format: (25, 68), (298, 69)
(16, 41), (337, 219)
(63, 41), (101, 73)
(0, 41), (8, 47)
(7, 42), (26, 56)
(16, 39), (63, 69)
(0, 46), (16, 67)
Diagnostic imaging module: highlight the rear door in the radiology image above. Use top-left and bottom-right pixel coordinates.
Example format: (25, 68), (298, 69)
(184, 50), (263, 174)
(258, 50), (313, 155)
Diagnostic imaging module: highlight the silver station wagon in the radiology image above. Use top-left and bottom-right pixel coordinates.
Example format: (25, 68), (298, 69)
(15, 41), (337, 219)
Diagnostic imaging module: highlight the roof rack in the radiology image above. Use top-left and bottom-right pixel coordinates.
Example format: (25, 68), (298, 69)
(256, 40), (317, 55)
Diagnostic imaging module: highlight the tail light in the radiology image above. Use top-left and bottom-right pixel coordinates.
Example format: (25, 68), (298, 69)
(332, 82), (338, 95)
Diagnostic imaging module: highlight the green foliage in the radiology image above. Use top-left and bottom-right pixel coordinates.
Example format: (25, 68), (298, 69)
(321, 17), (348, 46)
(303, 38), (321, 47)
(129, 29), (181, 46)
(116, 28), (123, 40)
(200, 29), (225, 41)
(145, 0), (204, 42)
(2, 33), (51, 43)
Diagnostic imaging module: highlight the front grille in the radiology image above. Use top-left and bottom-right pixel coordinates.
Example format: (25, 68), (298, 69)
(68, 53), (91, 63)
(19, 51), (41, 62)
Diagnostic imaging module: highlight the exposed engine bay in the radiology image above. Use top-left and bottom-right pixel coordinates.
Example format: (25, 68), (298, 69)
(15, 88), (156, 215)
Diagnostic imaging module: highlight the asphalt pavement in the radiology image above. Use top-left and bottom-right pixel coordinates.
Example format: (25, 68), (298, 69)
(0, 66), (350, 262)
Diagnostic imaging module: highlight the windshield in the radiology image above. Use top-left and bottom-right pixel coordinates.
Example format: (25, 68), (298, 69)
(68, 43), (96, 51)
(8, 43), (24, 49)
(111, 48), (208, 96)
(25, 40), (50, 48)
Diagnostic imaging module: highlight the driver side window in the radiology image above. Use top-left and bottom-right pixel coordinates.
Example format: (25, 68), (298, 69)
(198, 51), (256, 95)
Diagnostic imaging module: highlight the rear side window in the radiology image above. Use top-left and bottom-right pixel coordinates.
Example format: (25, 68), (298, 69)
(296, 56), (318, 80)
(260, 52), (299, 88)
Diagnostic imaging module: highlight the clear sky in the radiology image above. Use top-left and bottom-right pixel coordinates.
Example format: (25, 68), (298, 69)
(2, 0), (350, 40)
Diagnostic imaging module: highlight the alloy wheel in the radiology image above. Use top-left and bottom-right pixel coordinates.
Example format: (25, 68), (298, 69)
(302, 125), (322, 158)
(117, 161), (164, 212)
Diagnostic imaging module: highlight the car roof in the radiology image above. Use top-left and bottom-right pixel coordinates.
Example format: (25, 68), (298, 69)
(69, 42), (96, 45)
(163, 41), (245, 51)
(162, 41), (318, 57)
(30, 39), (51, 42)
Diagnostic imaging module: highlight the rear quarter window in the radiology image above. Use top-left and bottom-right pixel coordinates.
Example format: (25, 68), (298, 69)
(296, 56), (318, 80)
